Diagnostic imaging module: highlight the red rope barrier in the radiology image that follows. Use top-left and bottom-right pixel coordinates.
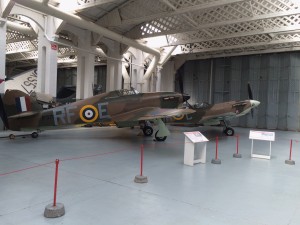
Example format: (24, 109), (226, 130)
(0, 149), (128, 177)
(0, 161), (54, 177)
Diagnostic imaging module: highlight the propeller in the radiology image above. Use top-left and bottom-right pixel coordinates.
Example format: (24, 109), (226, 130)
(247, 82), (254, 118)
(178, 73), (192, 108)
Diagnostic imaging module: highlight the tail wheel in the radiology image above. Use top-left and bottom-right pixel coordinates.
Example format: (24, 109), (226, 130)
(155, 131), (167, 142)
(143, 126), (153, 136)
(9, 134), (15, 139)
(224, 127), (234, 136)
(31, 132), (39, 138)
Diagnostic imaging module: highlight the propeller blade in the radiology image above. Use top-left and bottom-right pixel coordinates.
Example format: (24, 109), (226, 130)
(247, 82), (253, 100)
(182, 93), (190, 102)
(251, 108), (254, 118)
(178, 74), (184, 94)
(178, 74), (193, 108)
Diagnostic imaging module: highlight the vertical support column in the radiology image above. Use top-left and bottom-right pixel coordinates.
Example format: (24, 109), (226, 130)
(106, 41), (122, 91)
(76, 30), (95, 99)
(0, 19), (7, 94)
(0, 19), (6, 130)
(106, 58), (115, 92)
(37, 16), (58, 97)
(160, 61), (175, 92)
(122, 62), (130, 90)
(155, 68), (161, 92)
(131, 49), (145, 92)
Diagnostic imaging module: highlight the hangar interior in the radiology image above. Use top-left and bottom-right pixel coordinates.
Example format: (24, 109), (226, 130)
(1, 0), (300, 129)
(1, 0), (300, 225)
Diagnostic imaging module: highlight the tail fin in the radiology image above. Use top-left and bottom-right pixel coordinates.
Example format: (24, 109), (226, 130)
(3, 89), (42, 115)
(1, 90), (43, 130)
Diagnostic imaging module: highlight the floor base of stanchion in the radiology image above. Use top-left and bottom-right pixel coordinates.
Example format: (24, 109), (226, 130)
(233, 153), (242, 158)
(44, 203), (65, 218)
(134, 175), (148, 183)
(211, 158), (221, 164)
(285, 159), (295, 165)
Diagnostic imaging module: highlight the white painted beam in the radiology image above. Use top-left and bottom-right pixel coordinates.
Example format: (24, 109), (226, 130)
(134, 8), (300, 39)
(183, 46), (300, 60)
(68, 0), (119, 13)
(13, 0), (160, 81)
(170, 25), (300, 46)
(182, 38), (300, 53)
(1, 0), (15, 18)
(120, 0), (244, 26)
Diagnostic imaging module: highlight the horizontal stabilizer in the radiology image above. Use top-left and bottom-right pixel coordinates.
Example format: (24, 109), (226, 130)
(8, 111), (39, 119)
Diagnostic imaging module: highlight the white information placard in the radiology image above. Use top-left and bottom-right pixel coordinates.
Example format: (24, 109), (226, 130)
(183, 132), (209, 166)
(249, 130), (275, 141)
(184, 131), (209, 143)
(249, 130), (275, 160)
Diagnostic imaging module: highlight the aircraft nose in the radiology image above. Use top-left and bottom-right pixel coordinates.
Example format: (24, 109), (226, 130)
(182, 94), (190, 102)
(250, 100), (260, 108)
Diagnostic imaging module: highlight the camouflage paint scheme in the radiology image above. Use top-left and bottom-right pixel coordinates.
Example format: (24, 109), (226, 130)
(167, 99), (260, 136)
(0, 89), (193, 134)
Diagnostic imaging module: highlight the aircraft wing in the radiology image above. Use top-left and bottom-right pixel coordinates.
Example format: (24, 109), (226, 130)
(200, 114), (237, 125)
(112, 107), (195, 122)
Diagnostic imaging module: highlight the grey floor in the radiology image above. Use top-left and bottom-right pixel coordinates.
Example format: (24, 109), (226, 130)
(0, 125), (300, 225)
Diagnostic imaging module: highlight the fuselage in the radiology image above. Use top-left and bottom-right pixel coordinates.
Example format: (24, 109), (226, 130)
(168, 99), (260, 125)
(5, 89), (185, 131)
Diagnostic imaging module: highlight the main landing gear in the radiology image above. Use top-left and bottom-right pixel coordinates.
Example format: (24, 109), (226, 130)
(142, 122), (154, 137)
(154, 131), (167, 141)
(222, 120), (235, 136)
(141, 120), (168, 141)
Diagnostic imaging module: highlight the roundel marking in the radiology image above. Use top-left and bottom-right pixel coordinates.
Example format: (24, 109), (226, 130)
(173, 114), (185, 121)
(79, 105), (99, 123)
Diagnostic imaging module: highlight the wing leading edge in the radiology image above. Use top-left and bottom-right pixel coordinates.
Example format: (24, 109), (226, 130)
(112, 107), (195, 122)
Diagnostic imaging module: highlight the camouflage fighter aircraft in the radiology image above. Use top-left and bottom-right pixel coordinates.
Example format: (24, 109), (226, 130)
(167, 98), (260, 136)
(0, 87), (194, 141)
(165, 81), (260, 136)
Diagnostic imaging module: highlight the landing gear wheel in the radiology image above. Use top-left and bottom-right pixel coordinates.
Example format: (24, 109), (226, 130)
(224, 127), (234, 136)
(9, 134), (15, 139)
(154, 131), (167, 142)
(143, 126), (153, 136)
(31, 132), (39, 138)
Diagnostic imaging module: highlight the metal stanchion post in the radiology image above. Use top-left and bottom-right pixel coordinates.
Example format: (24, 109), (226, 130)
(44, 159), (65, 218)
(134, 145), (148, 183)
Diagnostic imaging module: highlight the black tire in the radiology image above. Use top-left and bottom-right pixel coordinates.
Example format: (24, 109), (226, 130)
(143, 126), (153, 136)
(155, 131), (167, 142)
(224, 127), (234, 136)
(31, 132), (39, 138)
(9, 134), (15, 139)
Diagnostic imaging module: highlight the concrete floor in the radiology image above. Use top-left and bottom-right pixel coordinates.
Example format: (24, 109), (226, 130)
(0, 125), (300, 225)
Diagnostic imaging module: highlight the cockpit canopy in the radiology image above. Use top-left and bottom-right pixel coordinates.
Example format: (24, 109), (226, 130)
(106, 87), (140, 98)
(194, 102), (210, 109)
